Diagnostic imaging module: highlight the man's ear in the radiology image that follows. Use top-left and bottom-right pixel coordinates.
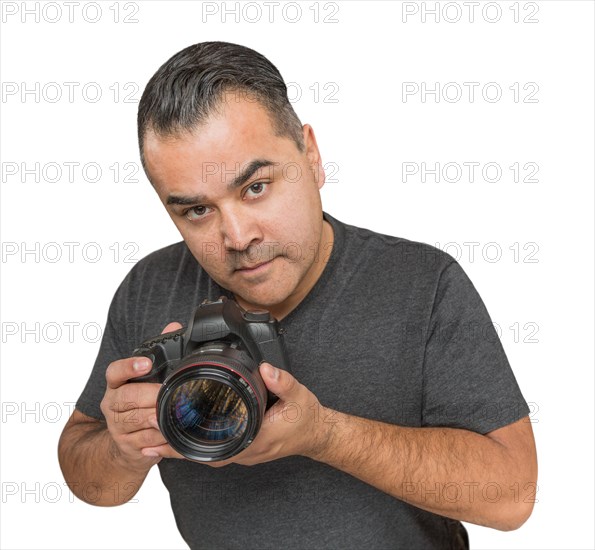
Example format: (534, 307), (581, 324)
(302, 124), (326, 190)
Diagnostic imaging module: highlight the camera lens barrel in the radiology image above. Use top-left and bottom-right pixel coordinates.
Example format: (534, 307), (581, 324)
(156, 346), (268, 462)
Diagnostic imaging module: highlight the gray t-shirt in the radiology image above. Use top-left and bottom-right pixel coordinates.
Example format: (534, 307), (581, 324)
(76, 212), (529, 550)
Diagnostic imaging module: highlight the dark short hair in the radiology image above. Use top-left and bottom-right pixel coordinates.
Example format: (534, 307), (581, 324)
(137, 41), (305, 175)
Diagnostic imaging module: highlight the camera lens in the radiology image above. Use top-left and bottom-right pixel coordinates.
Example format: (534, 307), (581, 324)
(168, 379), (248, 444)
(156, 349), (268, 462)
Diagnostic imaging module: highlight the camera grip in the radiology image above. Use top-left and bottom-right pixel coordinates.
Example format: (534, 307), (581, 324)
(130, 327), (185, 383)
(129, 350), (165, 383)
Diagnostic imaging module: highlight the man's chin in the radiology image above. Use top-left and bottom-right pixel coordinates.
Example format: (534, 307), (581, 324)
(206, 258), (299, 313)
(202, 270), (283, 305)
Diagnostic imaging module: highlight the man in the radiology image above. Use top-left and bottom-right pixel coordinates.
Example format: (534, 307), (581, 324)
(58, 41), (537, 549)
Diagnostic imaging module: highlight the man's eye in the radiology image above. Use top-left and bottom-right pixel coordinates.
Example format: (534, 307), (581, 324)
(245, 182), (268, 198)
(184, 205), (209, 221)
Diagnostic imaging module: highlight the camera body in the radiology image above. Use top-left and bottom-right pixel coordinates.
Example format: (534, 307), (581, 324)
(131, 296), (289, 462)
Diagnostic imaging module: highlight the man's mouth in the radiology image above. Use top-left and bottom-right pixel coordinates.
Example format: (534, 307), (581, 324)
(234, 258), (275, 273)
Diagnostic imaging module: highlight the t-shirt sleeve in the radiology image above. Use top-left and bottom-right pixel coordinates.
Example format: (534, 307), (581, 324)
(75, 273), (137, 421)
(421, 261), (530, 434)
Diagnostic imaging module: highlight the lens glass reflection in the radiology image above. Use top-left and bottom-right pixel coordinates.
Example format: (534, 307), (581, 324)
(168, 379), (248, 444)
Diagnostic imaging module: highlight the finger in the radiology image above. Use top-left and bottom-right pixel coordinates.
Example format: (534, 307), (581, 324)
(105, 322), (183, 389)
(259, 362), (299, 400)
(141, 442), (185, 460)
(122, 427), (169, 450)
(106, 356), (153, 389)
(161, 322), (183, 334)
(109, 408), (160, 434)
(109, 381), (161, 411)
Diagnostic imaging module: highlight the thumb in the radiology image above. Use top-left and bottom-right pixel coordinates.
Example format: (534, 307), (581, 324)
(161, 322), (183, 334)
(259, 362), (298, 400)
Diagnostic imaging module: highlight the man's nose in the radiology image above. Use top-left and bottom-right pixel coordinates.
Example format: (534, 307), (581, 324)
(219, 206), (263, 252)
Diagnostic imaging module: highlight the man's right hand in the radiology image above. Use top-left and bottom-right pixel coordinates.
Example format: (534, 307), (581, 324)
(99, 322), (185, 473)
(58, 322), (185, 506)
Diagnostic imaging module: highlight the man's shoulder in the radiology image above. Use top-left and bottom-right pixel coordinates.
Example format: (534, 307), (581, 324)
(334, 216), (455, 275)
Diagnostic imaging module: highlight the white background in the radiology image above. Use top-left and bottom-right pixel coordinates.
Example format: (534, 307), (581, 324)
(1, 1), (593, 549)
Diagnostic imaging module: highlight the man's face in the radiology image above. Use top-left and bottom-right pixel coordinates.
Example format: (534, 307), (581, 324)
(143, 93), (332, 319)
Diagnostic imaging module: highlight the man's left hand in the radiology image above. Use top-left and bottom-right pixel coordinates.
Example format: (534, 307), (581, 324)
(205, 362), (334, 468)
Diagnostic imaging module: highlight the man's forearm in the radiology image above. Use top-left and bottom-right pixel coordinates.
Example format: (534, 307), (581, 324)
(310, 409), (537, 531)
(58, 419), (151, 506)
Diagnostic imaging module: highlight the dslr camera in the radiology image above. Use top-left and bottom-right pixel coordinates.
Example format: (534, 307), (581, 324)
(131, 296), (289, 462)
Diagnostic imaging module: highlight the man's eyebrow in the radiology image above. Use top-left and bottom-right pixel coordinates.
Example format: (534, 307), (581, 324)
(166, 159), (277, 206)
(229, 159), (277, 190)
(166, 194), (208, 206)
